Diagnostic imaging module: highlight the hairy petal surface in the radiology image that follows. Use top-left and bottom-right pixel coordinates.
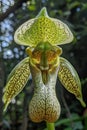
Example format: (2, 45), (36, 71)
(58, 57), (86, 107)
(3, 57), (30, 111)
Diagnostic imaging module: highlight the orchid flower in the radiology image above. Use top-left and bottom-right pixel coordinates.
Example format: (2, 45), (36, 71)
(3, 7), (86, 130)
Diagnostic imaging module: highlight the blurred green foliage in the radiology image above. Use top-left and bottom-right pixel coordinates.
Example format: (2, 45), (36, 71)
(0, 0), (87, 130)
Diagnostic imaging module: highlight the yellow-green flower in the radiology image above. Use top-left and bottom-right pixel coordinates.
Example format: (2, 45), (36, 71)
(3, 7), (86, 123)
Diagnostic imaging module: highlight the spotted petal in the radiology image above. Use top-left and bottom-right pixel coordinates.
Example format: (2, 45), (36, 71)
(14, 7), (73, 47)
(58, 57), (86, 107)
(50, 18), (73, 45)
(3, 57), (30, 111)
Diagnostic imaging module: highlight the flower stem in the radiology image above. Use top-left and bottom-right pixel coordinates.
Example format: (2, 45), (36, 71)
(46, 122), (55, 130)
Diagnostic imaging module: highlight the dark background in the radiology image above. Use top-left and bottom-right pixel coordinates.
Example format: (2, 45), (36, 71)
(0, 0), (87, 130)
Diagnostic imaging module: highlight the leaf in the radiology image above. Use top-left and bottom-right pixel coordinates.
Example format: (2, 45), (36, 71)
(64, 127), (72, 130)
(58, 57), (86, 107)
(3, 57), (30, 111)
(72, 119), (83, 130)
